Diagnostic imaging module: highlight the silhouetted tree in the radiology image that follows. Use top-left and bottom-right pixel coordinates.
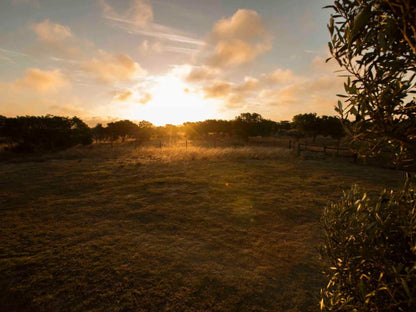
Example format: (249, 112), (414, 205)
(292, 113), (321, 142)
(106, 120), (139, 142)
(92, 123), (105, 142)
(70, 117), (92, 146)
(234, 113), (277, 139)
(0, 115), (92, 152)
(320, 116), (345, 143)
(134, 120), (154, 143)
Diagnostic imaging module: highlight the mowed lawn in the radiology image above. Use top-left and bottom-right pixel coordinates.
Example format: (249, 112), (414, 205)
(0, 145), (403, 311)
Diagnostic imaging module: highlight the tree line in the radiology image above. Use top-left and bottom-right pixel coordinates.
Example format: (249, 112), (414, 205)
(0, 112), (345, 153)
(0, 115), (92, 153)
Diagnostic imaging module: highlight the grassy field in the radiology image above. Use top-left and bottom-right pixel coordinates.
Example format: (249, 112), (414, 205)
(0, 144), (403, 311)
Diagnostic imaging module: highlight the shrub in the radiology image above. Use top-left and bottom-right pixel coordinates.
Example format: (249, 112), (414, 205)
(320, 180), (416, 311)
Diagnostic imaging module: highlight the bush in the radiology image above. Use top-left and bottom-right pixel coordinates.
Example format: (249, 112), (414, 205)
(320, 180), (416, 311)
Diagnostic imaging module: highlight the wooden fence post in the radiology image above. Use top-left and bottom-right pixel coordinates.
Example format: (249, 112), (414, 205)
(323, 145), (327, 155)
(297, 143), (301, 156)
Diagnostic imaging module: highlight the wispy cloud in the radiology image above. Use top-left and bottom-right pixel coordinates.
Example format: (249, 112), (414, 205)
(0, 53), (13, 63)
(0, 47), (28, 57)
(100, 0), (204, 47)
(0, 47), (28, 63)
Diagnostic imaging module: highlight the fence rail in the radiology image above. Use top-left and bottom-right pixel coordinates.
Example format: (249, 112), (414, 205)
(297, 143), (356, 159)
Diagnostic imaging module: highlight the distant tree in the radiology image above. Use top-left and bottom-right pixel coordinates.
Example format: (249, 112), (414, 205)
(70, 117), (92, 146)
(0, 115), (92, 152)
(235, 112), (264, 124)
(320, 116), (345, 143)
(106, 120), (139, 142)
(292, 113), (321, 142)
(276, 120), (292, 132)
(234, 113), (277, 139)
(135, 120), (154, 143)
(92, 123), (105, 142)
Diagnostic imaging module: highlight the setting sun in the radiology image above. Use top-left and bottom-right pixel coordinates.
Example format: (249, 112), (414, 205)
(128, 76), (216, 125)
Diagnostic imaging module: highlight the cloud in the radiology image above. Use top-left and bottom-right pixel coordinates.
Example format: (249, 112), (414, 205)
(206, 9), (272, 68)
(30, 19), (86, 57)
(112, 90), (152, 104)
(224, 94), (245, 109)
(12, 68), (69, 93)
(261, 68), (294, 84)
(258, 75), (344, 114)
(139, 39), (197, 55)
(139, 93), (152, 104)
(114, 90), (133, 102)
(139, 39), (163, 53)
(185, 65), (219, 82)
(212, 9), (267, 41)
(32, 19), (72, 42)
(100, 0), (153, 28)
(234, 76), (260, 93)
(83, 50), (146, 83)
(196, 50), (345, 119)
(0, 53), (13, 63)
(203, 81), (232, 98)
(100, 0), (204, 47)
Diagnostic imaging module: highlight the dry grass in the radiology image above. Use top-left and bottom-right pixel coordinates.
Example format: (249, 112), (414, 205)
(0, 143), (403, 311)
(134, 146), (292, 163)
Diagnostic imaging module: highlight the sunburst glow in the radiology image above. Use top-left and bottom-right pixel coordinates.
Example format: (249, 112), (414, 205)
(125, 76), (216, 126)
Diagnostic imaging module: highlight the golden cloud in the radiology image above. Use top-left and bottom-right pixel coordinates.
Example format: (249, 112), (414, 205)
(234, 77), (260, 93)
(212, 9), (267, 41)
(32, 19), (72, 42)
(185, 65), (219, 82)
(83, 51), (146, 83)
(258, 74), (344, 114)
(203, 81), (232, 98)
(30, 19), (85, 57)
(139, 93), (152, 104)
(114, 90), (133, 102)
(207, 9), (272, 68)
(13, 68), (69, 93)
(261, 68), (294, 84)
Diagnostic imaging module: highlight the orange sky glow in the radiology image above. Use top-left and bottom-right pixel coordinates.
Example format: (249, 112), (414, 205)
(0, 0), (343, 126)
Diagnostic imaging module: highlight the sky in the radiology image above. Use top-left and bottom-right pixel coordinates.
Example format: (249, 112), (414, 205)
(0, 0), (344, 126)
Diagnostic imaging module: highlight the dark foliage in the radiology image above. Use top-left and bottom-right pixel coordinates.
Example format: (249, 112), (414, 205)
(327, 0), (416, 169)
(321, 181), (416, 311)
(292, 113), (345, 142)
(0, 115), (92, 153)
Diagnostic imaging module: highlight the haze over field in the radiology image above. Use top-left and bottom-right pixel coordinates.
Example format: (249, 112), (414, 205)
(0, 0), (342, 125)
